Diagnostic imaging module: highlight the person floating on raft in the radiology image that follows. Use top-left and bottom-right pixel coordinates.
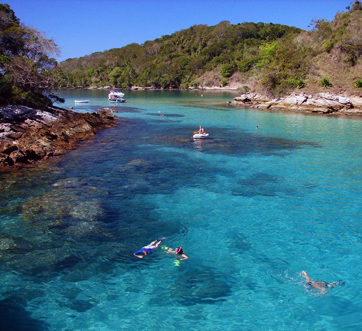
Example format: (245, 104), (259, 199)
(301, 271), (343, 294)
(198, 126), (205, 134)
(133, 239), (163, 259)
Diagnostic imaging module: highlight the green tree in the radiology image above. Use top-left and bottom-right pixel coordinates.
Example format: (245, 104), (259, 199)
(109, 67), (123, 86)
(0, 4), (62, 108)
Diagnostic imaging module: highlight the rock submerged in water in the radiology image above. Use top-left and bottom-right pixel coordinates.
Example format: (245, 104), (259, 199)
(0, 105), (120, 170)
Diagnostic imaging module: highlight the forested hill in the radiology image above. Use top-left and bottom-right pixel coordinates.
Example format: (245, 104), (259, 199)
(56, 1), (362, 97)
(57, 21), (300, 90)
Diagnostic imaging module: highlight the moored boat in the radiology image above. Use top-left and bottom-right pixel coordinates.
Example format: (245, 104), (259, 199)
(74, 100), (89, 103)
(109, 97), (126, 103)
(108, 89), (125, 102)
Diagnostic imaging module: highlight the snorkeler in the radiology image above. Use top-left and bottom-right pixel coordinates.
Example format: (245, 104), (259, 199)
(166, 247), (188, 260)
(133, 239), (163, 259)
(301, 271), (343, 293)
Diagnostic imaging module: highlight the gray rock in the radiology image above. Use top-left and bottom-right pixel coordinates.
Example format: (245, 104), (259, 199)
(0, 105), (119, 170)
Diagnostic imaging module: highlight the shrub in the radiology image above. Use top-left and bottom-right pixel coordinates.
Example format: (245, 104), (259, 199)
(221, 63), (237, 78)
(321, 77), (332, 87)
(220, 79), (228, 86)
(323, 41), (335, 53)
(354, 79), (362, 88)
(286, 78), (305, 89)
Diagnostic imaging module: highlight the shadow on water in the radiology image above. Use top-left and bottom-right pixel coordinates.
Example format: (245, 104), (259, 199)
(157, 266), (233, 307)
(0, 297), (49, 331)
(72, 104), (143, 114)
(232, 172), (298, 197)
(146, 112), (185, 117)
(158, 125), (319, 156)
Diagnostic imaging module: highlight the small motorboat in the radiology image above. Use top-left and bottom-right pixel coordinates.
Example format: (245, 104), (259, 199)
(108, 89), (125, 102)
(193, 133), (209, 139)
(109, 97), (126, 103)
(74, 100), (89, 103)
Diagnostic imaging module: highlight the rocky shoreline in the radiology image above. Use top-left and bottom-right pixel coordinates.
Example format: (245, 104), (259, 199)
(233, 92), (362, 115)
(0, 105), (120, 170)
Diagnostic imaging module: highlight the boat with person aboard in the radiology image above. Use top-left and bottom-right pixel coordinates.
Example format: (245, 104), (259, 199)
(193, 126), (209, 139)
(193, 133), (209, 139)
(108, 89), (126, 103)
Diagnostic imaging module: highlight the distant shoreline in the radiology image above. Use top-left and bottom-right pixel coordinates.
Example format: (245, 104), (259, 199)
(56, 85), (243, 92)
(56, 85), (362, 116)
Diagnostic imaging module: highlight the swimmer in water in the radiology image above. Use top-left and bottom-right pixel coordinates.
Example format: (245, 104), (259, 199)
(133, 239), (162, 259)
(301, 271), (343, 293)
(167, 247), (188, 261)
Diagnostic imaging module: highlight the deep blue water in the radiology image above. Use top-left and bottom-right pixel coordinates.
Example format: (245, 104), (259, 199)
(1, 89), (362, 330)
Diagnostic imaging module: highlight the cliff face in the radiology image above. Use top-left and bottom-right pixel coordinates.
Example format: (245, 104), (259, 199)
(0, 106), (120, 170)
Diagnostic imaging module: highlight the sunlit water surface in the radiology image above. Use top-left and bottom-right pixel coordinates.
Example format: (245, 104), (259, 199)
(1, 89), (362, 330)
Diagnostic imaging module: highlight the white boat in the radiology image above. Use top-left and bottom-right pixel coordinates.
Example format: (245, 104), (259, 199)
(193, 133), (209, 139)
(109, 97), (126, 103)
(74, 100), (89, 103)
(108, 89), (125, 102)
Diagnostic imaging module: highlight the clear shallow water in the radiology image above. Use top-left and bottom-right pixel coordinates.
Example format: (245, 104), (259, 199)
(1, 89), (362, 330)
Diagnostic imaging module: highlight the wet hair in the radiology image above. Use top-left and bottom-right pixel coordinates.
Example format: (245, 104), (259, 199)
(175, 247), (183, 254)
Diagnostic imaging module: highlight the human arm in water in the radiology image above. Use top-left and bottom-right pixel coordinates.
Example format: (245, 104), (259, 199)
(134, 240), (162, 259)
(301, 271), (310, 282)
(134, 253), (144, 259)
(301, 271), (325, 292)
(166, 248), (188, 260)
(301, 271), (338, 293)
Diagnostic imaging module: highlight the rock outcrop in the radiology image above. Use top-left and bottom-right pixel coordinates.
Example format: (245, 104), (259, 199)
(0, 105), (120, 170)
(233, 92), (362, 114)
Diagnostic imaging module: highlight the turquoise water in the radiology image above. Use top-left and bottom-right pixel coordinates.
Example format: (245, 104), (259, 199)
(1, 89), (362, 330)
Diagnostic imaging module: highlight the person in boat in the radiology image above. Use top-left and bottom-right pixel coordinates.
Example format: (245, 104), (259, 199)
(198, 126), (205, 134)
(133, 239), (162, 259)
(301, 271), (343, 293)
(166, 247), (188, 260)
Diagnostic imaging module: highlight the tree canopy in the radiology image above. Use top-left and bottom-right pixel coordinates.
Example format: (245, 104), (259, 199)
(56, 1), (362, 97)
(57, 21), (301, 92)
(0, 3), (63, 108)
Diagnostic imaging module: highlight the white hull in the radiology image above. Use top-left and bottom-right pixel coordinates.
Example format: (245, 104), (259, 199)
(74, 100), (89, 103)
(193, 133), (209, 139)
(109, 98), (126, 103)
(108, 89), (125, 102)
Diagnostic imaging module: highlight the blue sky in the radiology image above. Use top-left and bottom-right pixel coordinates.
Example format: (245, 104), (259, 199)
(7, 0), (350, 62)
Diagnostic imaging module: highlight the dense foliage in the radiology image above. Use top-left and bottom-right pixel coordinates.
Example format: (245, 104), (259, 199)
(57, 1), (362, 97)
(0, 4), (63, 108)
(57, 21), (301, 91)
